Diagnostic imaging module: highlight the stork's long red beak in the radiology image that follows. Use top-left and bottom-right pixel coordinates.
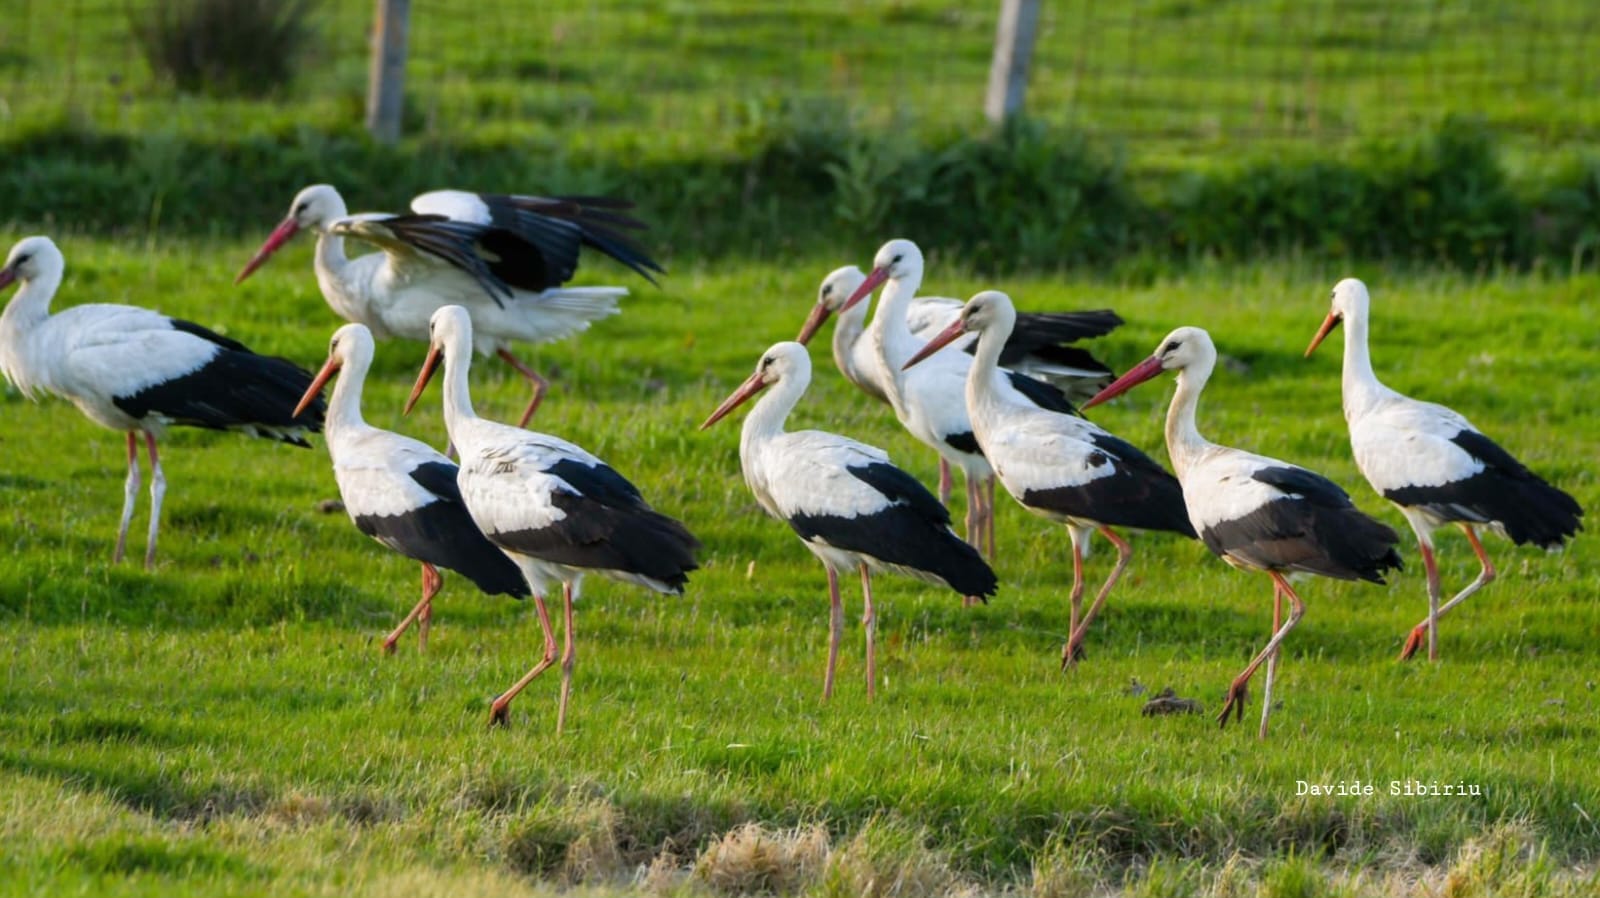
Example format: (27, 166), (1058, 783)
(1082, 355), (1166, 410)
(0, 266), (17, 292)
(795, 301), (833, 346)
(902, 317), (967, 370)
(294, 356), (339, 418)
(1305, 312), (1341, 357)
(235, 218), (300, 284)
(699, 370), (770, 430)
(839, 266), (888, 314)
(405, 345), (443, 415)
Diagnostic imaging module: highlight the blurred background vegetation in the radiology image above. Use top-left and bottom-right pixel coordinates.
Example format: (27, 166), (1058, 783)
(3, 0), (1599, 271)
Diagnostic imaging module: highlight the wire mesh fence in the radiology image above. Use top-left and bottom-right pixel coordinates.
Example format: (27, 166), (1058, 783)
(3, 1), (1597, 159)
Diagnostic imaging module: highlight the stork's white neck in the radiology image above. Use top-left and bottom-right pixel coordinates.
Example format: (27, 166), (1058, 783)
(740, 369), (807, 460)
(1164, 359), (1216, 480)
(964, 314), (1012, 433)
(872, 270), (922, 407)
(0, 266), (62, 396)
(324, 351), (371, 440)
(437, 333), (480, 441)
(1335, 304), (1392, 420)
(831, 297), (869, 387)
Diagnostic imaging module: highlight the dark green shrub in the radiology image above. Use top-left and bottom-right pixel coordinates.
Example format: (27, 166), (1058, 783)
(130, 0), (320, 97)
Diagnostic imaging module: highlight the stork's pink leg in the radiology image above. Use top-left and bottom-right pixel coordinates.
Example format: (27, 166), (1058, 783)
(1217, 571), (1305, 739)
(556, 581), (577, 735)
(488, 591), (557, 727)
(142, 432), (164, 570)
(984, 476), (997, 561)
(1064, 526), (1131, 666)
(1402, 526), (1496, 662)
(113, 432), (141, 565)
(1060, 530), (1087, 670)
(859, 563), (877, 700)
(937, 459), (953, 508)
(961, 475), (983, 605)
(824, 566), (843, 700)
(496, 348), (550, 427)
(382, 563), (443, 655)
(1258, 579), (1284, 740)
(1399, 542), (1441, 661)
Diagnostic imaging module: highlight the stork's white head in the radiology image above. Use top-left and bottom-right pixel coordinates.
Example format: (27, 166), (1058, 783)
(796, 266), (867, 345)
(700, 341), (811, 430)
(0, 236), (64, 293)
(296, 323), (377, 418)
(1305, 278), (1370, 357)
(235, 184), (350, 285)
(901, 290), (1017, 372)
(840, 238), (925, 315)
(1082, 326), (1216, 409)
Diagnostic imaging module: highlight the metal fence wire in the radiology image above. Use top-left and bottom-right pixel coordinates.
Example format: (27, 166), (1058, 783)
(3, 1), (1597, 157)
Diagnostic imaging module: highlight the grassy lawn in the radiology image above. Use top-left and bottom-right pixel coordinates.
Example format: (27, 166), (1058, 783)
(1, 236), (1596, 895)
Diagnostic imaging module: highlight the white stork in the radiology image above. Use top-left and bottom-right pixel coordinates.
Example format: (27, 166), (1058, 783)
(795, 264), (1122, 502)
(1085, 326), (1402, 739)
(700, 341), (997, 699)
(0, 236), (325, 568)
(835, 240), (1085, 561)
(405, 305), (698, 731)
(1306, 278), (1583, 661)
(236, 184), (664, 426)
(294, 323), (531, 653)
(904, 291), (1195, 667)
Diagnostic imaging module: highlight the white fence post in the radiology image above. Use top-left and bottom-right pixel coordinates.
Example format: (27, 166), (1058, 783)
(366, 0), (411, 143)
(985, 0), (1041, 125)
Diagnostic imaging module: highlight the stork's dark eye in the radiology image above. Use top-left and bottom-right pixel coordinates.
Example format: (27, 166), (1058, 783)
(821, 285), (832, 298)
(294, 202), (309, 216)
(891, 254), (904, 264)
(1162, 340), (1182, 355)
(13, 253), (31, 266)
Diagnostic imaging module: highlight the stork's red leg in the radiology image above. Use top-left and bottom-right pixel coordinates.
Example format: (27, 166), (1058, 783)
(556, 581), (577, 735)
(113, 432), (140, 565)
(383, 563), (443, 654)
(1403, 526), (1496, 662)
(488, 591), (557, 727)
(1258, 579), (1285, 740)
(937, 458), (952, 508)
(1217, 571), (1305, 738)
(1061, 528), (1087, 670)
(1400, 542), (1440, 661)
(983, 475), (998, 562)
(961, 475), (983, 605)
(142, 431), (164, 570)
(824, 566), (843, 700)
(496, 348), (550, 427)
(1064, 526), (1131, 667)
(859, 563), (877, 700)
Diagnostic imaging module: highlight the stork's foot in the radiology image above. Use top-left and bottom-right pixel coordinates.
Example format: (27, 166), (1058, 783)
(380, 636), (400, 656)
(1398, 625), (1428, 662)
(488, 698), (513, 728)
(962, 595), (983, 608)
(1216, 679), (1249, 728)
(1060, 638), (1087, 670)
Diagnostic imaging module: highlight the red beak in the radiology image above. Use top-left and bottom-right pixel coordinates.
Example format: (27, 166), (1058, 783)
(294, 356), (339, 418)
(1305, 312), (1341, 357)
(1082, 355), (1167, 410)
(699, 369), (770, 430)
(795, 301), (833, 345)
(0, 266), (17, 292)
(902, 317), (967, 371)
(235, 218), (300, 284)
(840, 266), (888, 314)
(405, 345), (443, 415)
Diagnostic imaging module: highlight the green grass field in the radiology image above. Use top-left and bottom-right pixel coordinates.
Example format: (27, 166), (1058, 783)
(1, 237), (1596, 896)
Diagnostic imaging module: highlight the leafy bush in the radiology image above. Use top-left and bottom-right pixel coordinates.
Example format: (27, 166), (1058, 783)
(130, 0), (319, 97)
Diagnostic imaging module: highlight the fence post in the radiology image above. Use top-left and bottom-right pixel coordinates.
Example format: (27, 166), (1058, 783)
(985, 0), (1041, 125)
(366, 0), (411, 143)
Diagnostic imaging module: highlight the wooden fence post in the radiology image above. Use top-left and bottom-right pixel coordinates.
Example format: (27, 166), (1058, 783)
(366, 0), (411, 143)
(985, 0), (1041, 125)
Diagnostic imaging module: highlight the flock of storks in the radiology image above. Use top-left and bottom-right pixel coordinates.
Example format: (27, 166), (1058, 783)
(0, 188), (1582, 738)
